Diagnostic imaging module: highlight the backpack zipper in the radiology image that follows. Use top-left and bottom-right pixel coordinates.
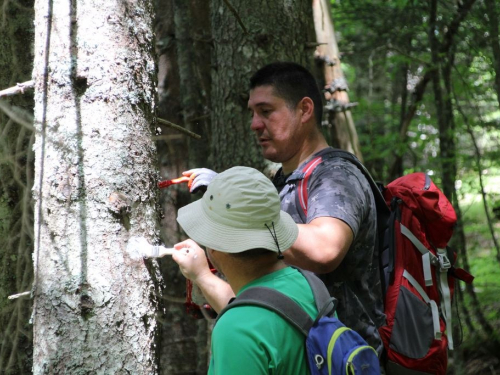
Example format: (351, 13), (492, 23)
(345, 346), (378, 374)
(327, 326), (349, 375)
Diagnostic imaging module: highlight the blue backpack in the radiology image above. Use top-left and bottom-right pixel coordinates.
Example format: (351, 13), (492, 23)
(217, 268), (380, 375)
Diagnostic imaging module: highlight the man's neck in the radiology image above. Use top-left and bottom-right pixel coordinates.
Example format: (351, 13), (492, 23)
(222, 256), (287, 294)
(282, 137), (329, 175)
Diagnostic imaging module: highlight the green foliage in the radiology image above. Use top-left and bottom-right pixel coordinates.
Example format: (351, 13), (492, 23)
(332, 0), (500, 370)
(332, 0), (500, 181)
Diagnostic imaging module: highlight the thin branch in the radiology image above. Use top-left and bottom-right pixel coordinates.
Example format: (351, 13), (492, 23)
(0, 80), (34, 98)
(157, 117), (201, 139)
(7, 291), (31, 300)
(0, 100), (34, 131)
(222, 0), (248, 34)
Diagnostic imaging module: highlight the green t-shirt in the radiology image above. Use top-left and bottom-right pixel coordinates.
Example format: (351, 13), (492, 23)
(208, 267), (317, 375)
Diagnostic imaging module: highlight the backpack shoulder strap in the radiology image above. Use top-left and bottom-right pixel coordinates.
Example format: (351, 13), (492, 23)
(295, 268), (335, 317)
(295, 149), (390, 229)
(216, 268), (336, 335)
(218, 286), (313, 336)
(296, 156), (324, 222)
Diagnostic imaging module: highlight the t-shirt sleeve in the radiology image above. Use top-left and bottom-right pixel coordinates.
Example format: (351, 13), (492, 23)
(305, 159), (371, 237)
(208, 308), (275, 375)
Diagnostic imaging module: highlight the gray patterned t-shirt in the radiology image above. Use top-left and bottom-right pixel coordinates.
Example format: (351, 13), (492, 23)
(272, 147), (386, 353)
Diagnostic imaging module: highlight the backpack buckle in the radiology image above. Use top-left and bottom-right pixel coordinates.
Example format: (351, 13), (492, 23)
(438, 251), (451, 271)
(314, 354), (324, 369)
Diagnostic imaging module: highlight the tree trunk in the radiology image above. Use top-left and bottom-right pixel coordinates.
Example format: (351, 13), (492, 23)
(155, 0), (212, 373)
(0, 1), (35, 374)
(312, 0), (362, 161)
(210, 0), (317, 171)
(429, 0), (455, 201)
(174, 0), (211, 169)
(32, 0), (160, 373)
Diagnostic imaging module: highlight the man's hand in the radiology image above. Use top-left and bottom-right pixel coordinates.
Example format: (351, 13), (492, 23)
(182, 168), (218, 193)
(172, 239), (212, 282)
(172, 239), (234, 313)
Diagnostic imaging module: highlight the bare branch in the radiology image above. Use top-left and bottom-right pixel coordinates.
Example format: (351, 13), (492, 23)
(222, 0), (248, 34)
(440, 0), (478, 54)
(157, 117), (202, 139)
(7, 291), (31, 300)
(0, 80), (34, 98)
(0, 100), (34, 131)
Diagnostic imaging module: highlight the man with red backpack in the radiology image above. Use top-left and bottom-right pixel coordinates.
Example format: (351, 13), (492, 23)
(182, 61), (386, 354)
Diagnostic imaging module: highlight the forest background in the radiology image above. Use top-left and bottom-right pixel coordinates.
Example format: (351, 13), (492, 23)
(0, 0), (499, 374)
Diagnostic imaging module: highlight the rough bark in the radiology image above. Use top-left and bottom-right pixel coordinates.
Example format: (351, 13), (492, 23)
(210, 0), (317, 171)
(174, 0), (211, 169)
(0, 1), (35, 373)
(154, 0), (211, 373)
(312, 0), (362, 161)
(32, 0), (160, 373)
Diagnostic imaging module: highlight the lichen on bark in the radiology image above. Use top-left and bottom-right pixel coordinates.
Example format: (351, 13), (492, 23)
(31, 0), (161, 373)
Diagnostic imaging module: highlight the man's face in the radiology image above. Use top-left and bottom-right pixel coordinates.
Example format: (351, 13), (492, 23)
(248, 85), (304, 163)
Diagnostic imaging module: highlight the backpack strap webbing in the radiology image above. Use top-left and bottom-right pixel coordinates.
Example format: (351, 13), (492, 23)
(295, 148), (390, 223)
(216, 268), (336, 336)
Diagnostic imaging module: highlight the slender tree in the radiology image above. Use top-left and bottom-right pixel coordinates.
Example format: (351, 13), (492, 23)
(31, 0), (161, 372)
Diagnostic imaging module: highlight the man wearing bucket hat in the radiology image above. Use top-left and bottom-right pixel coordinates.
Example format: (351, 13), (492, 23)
(172, 166), (318, 374)
(180, 62), (385, 353)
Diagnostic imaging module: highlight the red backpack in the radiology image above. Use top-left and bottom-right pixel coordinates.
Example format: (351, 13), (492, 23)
(296, 149), (474, 375)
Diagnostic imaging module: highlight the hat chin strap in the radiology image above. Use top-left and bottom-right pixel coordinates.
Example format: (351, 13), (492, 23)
(265, 222), (284, 260)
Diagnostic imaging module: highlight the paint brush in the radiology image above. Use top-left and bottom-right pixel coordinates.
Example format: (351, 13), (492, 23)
(126, 236), (178, 260)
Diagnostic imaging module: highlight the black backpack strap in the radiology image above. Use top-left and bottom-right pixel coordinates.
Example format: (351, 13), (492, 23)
(319, 149), (390, 220)
(216, 268), (337, 336)
(218, 286), (313, 336)
(294, 148), (390, 222)
(294, 268), (336, 318)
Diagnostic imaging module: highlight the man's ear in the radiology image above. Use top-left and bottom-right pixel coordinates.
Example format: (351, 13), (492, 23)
(298, 97), (314, 123)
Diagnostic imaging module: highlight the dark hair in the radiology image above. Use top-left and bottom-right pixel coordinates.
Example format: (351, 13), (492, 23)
(229, 248), (276, 259)
(249, 62), (323, 125)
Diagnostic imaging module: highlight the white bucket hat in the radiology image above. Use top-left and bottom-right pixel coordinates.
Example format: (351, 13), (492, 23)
(177, 166), (298, 254)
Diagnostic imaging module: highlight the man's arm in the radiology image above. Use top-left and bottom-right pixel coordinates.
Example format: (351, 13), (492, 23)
(172, 239), (235, 313)
(283, 217), (353, 274)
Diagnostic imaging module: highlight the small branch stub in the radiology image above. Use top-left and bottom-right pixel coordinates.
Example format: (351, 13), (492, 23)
(8, 291), (31, 300)
(324, 78), (349, 93)
(157, 117), (202, 139)
(324, 99), (358, 113)
(0, 80), (35, 98)
(315, 53), (337, 66)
